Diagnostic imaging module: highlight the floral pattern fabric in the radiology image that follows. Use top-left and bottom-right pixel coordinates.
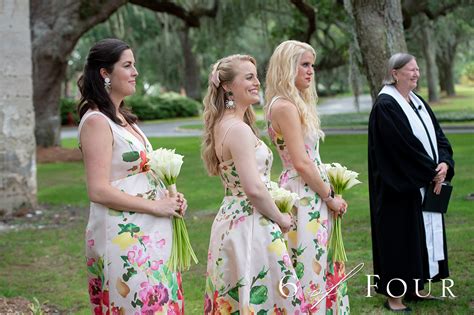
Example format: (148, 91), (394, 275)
(205, 139), (308, 314)
(79, 110), (184, 314)
(267, 101), (350, 315)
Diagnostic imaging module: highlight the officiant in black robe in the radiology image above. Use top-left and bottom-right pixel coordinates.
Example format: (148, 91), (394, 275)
(368, 53), (454, 312)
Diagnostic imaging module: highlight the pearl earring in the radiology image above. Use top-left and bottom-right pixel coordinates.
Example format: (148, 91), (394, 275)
(104, 77), (111, 90)
(225, 91), (235, 109)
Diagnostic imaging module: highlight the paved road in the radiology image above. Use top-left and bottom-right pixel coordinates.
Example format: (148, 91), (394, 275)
(61, 119), (203, 139)
(61, 95), (473, 138)
(318, 94), (372, 115)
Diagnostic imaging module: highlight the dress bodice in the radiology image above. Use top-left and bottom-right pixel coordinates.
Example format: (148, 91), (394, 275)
(78, 110), (153, 181)
(266, 97), (327, 180)
(218, 139), (273, 197)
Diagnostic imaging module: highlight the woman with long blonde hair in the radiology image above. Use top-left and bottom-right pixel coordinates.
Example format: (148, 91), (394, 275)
(265, 40), (350, 313)
(202, 54), (307, 313)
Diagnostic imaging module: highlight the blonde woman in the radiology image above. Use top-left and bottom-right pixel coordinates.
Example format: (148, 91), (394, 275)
(265, 40), (350, 313)
(202, 54), (307, 314)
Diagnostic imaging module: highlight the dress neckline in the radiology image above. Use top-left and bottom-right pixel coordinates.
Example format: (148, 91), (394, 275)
(121, 122), (147, 149)
(83, 110), (148, 150)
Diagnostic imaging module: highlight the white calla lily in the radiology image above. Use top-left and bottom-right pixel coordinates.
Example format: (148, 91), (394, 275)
(269, 181), (299, 213)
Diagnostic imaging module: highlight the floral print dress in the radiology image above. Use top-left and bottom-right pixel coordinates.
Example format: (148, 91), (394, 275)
(79, 110), (184, 314)
(204, 137), (308, 314)
(267, 98), (350, 314)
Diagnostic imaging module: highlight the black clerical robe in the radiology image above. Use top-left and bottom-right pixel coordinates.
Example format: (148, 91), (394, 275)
(368, 93), (454, 297)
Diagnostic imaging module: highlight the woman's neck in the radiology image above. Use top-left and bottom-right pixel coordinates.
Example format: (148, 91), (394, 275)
(224, 104), (247, 121)
(109, 93), (124, 112)
(395, 85), (411, 102)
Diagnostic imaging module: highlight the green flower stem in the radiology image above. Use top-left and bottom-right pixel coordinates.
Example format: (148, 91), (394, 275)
(328, 194), (347, 263)
(166, 184), (199, 272)
(331, 216), (347, 262)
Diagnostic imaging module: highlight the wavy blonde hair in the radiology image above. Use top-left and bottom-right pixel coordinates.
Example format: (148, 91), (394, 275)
(202, 54), (258, 176)
(264, 40), (324, 140)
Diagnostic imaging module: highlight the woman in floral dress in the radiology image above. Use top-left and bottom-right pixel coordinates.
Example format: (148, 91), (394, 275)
(265, 40), (350, 314)
(201, 54), (308, 313)
(78, 39), (187, 314)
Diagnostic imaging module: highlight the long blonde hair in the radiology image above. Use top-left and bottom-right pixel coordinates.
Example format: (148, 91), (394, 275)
(202, 54), (258, 176)
(265, 40), (324, 140)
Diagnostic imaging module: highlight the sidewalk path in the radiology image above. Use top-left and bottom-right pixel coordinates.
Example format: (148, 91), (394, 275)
(318, 94), (372, 115)
(61, 95), (473, 138)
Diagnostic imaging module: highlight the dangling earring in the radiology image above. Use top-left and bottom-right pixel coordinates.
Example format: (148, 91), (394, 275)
(225, 91), (235, 109)
(104, 77), (111, 90)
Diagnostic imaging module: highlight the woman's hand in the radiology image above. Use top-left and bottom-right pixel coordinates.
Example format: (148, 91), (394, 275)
(327, 196), (348, 217)
(432, 162), (448, 195)
(176, 192), (188, 216)
(433, 162), (448, 183)
(433, 181), (443, 195)
(277, 213), (293, 233)
(152, 191), (187, 218)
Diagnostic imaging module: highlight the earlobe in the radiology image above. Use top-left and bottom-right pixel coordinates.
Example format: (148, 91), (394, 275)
(392, 70), (397, 80)
(99, 68), (109, 80)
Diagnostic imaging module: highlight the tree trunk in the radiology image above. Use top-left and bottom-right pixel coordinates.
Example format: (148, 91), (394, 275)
(344, 0), (362, 112)
(419, 14), (439, 102)
(349, 44), (362, 112)
(30, 0), (126, 147)
(350, 0), (407, 102)
(436, 41), (457, 97)
(0, 0), (37, 215)
(438, 58), (456, 96)
(438, 67), (447, 93)
(31, 0), (216, 146)
(178, 27), (201, 100)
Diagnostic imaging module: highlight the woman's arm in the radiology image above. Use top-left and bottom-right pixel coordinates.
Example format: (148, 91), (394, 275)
(270, 100), (346, 213)
(225, 123), (292, 232)
(80, 115), (184, 217)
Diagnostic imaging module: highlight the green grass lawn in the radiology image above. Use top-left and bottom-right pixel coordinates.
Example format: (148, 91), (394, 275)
(1, 134), (473, 313)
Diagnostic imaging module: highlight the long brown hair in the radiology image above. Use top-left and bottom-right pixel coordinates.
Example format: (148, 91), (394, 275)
(201, 55), (258, 176)
(77, 38), (137, 125)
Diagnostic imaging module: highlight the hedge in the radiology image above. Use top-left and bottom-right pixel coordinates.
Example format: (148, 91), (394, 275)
(60, 98), (79, 125)
(60, 93), (201, 125)
(127, 93), (201, 120)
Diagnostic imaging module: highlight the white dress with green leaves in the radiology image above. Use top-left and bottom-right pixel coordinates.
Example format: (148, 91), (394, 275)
(204, 138), (308, 314)
(267, 97), (350, 314)
(79, 110), (184, 314)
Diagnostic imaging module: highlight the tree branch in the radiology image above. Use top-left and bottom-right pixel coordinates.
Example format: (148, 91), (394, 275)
(290, 0), (316, 43)
(402, 0), (466, 28)
(129, 0), (218, 27)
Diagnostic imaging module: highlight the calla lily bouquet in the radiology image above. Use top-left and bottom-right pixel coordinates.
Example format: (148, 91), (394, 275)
(325, 163), (362, 263)
(269, 181), (299, 214)
(147, 148), (198, 272)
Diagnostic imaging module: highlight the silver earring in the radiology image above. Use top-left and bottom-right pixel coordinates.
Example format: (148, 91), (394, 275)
(225, 91), (235, 109)
(225, 99), (235, 109)
(104, 77), (111, 90)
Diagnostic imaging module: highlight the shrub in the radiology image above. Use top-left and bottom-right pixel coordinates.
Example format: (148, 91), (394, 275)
(60, 94), (201, 125)
(60, 98), (79, 125)
(460, 62), (474, 86)
(127, 94), (200, 121)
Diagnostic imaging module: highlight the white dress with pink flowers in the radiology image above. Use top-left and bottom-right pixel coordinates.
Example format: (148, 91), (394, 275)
(79, 110), (184, 314)
(204, 138), (307, 314)
(267, 98), (350, 314)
